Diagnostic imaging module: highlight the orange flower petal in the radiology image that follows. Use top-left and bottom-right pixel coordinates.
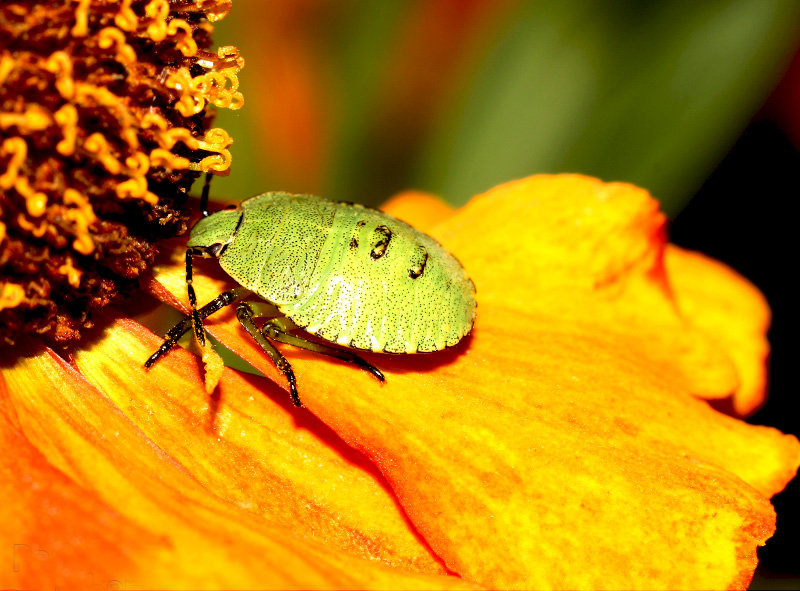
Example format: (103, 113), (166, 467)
(147, 174), (800, 588)
(1, 344), (475, 589)
(380, 190), (457, 234)
(432, 174), (741, 401)
(287, 308), (797, 588)
(0, 388), (152, 589)
(74, 315), (446, 575)
(153, 286), (797, 588)
(665, 245), (771, 415)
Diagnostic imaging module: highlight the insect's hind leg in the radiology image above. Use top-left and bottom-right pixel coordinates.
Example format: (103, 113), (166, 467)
(145, 287), (251, 368)
(261, 317), (385, 383)
(236, 302), (302, 407)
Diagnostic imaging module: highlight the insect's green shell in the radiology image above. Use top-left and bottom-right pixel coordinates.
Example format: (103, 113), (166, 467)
(187, 192), (476, 353)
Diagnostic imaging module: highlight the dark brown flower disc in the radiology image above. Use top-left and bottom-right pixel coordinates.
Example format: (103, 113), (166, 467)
(0, 0), (242, 346)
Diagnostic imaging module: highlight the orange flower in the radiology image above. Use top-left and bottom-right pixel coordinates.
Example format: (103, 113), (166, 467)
(1, 174), (798, 589)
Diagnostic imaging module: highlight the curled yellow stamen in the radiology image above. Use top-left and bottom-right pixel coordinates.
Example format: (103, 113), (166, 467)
(14, 176), (48, 217)
(71, 0), (91, 37)
(45, 51), (75, 99)
(16, 213), (48, 238)
(97, 27), (137, 65)
(190, 127), (233, 172)
(84, 133), (121, 174)
(63, 188), (97, 255)
(0, 282), (26, 312)
(114, 0), (139, 33)
(58, 256), (82, 288)
(145, 0), (170, 42)
(150, 148), (190, 170)
(192, 70), (243, 113)
(54, 104), (78, 156)
(116, 160), (159, 205)
(0, 104), (51, 133)
(158, 127), (200, 151)
(165, 68), (199, 116)
(141, 112), (170, 131)
(168, 19), (198, 57)
(116, 176), (147, 199)
(125, 152), (150, 175)
(0, 137), (27, 190)
(118, 152), (159, 204)
(63, 188), (98, 224)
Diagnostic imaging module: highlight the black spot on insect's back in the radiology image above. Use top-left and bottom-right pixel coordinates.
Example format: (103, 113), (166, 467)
(356, 220), (366, 229)
(339, 201), (367, 209)
(408, 245), (428, 279)
(370, 225), (392, 260)
(349, 236), (359, 251)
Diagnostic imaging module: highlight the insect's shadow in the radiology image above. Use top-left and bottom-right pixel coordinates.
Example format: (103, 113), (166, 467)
(209, 366), (453, 572)
(220, 368), (379, 468)
(0, 337), (49, 369)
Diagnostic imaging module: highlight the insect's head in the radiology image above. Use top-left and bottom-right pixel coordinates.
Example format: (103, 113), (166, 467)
(187, 207), (242, 256)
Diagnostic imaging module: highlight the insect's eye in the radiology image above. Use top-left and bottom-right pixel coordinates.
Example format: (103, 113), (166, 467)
(207, 242), (227, 257)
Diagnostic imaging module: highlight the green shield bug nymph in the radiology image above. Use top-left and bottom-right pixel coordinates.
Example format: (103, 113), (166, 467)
(145, 178), (476, 406)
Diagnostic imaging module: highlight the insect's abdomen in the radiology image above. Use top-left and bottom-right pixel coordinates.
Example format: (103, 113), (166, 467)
(222, 193), (476, 353)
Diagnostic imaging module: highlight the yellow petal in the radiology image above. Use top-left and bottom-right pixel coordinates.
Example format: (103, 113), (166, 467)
(146, 174), (799, 588)
(0, 387), (154, 589)
(75, 315), (450, 575)
(284, 304), (794, 589)
(1, 344), (475, 589)
(380, 190), (456, 233)
(433, 174), (740, 400)
(666, 245), (771, 415)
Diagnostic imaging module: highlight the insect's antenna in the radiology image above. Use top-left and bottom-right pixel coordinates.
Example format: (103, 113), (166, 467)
(200, 172), (212, 218)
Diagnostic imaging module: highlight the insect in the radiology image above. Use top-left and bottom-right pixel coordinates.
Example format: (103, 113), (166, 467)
(145, 178), (476, 406)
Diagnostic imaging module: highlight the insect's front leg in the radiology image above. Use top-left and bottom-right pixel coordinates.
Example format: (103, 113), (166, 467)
(185, 246), (213, 346)
(145, 286), (251, 368)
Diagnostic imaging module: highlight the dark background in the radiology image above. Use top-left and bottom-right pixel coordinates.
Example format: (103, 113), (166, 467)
(671, 113), (799, 586)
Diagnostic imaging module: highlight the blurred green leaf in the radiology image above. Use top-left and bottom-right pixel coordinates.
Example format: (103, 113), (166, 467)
(418, 0), (800, 214)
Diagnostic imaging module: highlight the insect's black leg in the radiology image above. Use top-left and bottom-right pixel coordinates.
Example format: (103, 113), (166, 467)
(236, 302), (302, 407)
(145, 287), (250, 368)
(200, 172), (212, 218)
(186, 246), (213, 346)
(261, 317), (385, 383)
